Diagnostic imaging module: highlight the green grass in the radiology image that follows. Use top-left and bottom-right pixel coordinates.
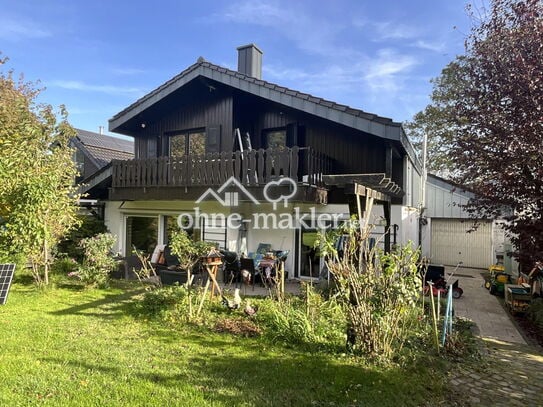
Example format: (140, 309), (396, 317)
(0, 274), (448, 406)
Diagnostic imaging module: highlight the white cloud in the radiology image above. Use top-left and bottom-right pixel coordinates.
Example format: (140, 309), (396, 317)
(48, 80), (145, 96)
(264, 47), (418, 105)
(0, 16), (51, 40)
(111, 67), (146, 76)
(372, 21), (421, 40)
(211, 1), (428, 120)
(364, 49), (418, 80)
(411, 39), (446, 53)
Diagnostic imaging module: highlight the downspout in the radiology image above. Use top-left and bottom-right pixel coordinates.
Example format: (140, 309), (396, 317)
(418, 132), (428, 248)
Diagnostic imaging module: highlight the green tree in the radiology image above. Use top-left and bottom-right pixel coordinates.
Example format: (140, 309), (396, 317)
(404, 58), (470, 176)
(0, 56), (80, 284)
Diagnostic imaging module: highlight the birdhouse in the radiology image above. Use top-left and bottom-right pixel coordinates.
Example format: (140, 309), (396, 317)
(202, 248), (223, 265)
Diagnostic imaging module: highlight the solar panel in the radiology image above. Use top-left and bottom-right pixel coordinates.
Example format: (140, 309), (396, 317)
(0, 264), (16, 305)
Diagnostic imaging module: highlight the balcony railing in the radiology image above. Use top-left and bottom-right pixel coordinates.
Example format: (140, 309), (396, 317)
(111, 147), (331, 189)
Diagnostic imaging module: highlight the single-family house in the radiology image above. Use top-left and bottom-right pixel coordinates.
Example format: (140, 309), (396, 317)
(84, 44), (424, 278)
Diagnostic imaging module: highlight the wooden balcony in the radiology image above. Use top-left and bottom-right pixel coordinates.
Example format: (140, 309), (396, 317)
(111, 147), (331, 190)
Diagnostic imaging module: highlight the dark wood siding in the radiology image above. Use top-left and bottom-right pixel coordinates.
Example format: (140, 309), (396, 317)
(82, 155), (99, 180)
(305, 122), (386, 174)
(126, 82), (403, 188)
(233, 93), (386, 175)
(132, 90), (233, 159)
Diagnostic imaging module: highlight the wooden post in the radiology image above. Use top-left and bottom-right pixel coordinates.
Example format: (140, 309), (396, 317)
(206, 262), (223, 299)
(196, 278), (211, 316)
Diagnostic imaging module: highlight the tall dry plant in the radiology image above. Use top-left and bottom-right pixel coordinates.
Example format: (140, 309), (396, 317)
(319, 223), (421, 362)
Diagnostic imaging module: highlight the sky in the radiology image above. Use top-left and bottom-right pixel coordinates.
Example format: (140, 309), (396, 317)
(0, 0), (478, 138)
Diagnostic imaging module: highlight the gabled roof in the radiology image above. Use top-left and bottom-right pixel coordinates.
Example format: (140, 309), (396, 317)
(72, 128), (134, 169)
(108, 59), (420, 168)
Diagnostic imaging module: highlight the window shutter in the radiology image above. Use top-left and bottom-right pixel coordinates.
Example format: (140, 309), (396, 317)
(147, 137), (158, 158)
(206, 124), (221, 153)
(286, 123), (298, 147)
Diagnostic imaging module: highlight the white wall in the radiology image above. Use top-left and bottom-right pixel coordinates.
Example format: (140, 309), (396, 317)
(247, 228), (295, 274)
(426, 179), (472, 219)
(104, 201), (124, 254)
(390, 205), (419, 249)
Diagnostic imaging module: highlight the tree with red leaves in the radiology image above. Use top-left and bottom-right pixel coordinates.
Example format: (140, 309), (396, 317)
(408, 0), (543, 269)
(453, 0), (543, 269)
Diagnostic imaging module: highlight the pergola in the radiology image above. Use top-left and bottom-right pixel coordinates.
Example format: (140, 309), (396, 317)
(323, 173), (404, 253)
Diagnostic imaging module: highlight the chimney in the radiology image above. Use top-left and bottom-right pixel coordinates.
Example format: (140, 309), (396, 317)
(237, 44), (263, 79)
(98, 126), (104, 135)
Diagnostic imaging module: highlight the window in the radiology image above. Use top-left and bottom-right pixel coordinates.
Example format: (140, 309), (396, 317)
(125, 216), (158, 256)
(169, 130), (206, 156)
(162, 215), (199, 245)
(264, 129), (287, 150)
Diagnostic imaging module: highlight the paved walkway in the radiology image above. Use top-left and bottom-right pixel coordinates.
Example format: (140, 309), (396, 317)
(448, 338), (543, 406)
(451, 266), (526, 344)
(446, 266), (543, 406)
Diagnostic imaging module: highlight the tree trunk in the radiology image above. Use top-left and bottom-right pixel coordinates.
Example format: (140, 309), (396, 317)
(43, 238), (49, 285)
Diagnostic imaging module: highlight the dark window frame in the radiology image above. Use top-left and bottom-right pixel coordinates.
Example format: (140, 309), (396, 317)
(166, 127), (206, 157)
(262, 126), (287, 150)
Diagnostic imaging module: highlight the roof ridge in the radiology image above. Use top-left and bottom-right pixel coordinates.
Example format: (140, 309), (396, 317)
(200, 61), (398, 126)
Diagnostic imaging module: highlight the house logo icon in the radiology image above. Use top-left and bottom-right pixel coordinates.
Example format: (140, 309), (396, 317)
(196, 176), (260, 207)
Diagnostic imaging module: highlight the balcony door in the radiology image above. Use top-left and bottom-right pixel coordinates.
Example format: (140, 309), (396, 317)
(169, 130), (206, 157)
(264, 129), (287, 151)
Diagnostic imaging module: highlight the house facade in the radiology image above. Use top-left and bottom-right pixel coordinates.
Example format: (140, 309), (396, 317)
(89, 45), (423, 278)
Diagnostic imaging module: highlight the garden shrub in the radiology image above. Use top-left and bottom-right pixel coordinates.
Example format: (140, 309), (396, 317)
(57, 214), (107, 261)
(75, 233), (117, 288)
(527, 297), (543, 330)
(50, 256), (78, 275)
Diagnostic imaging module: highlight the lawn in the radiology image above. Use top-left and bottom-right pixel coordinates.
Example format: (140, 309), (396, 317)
(0, 274), (448, 406)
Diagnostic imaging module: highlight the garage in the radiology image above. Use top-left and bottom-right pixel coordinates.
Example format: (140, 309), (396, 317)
(430, 218), (493, 269)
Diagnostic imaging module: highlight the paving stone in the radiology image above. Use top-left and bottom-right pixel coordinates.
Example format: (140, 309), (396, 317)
(446, 268), (543, 406)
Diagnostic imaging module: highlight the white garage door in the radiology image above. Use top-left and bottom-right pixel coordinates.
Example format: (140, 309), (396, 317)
(430, 219), (492, 269)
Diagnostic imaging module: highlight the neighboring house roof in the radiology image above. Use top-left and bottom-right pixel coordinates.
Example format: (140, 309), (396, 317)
(72, 128), (134, 170)
(108, 59), (420, 168)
